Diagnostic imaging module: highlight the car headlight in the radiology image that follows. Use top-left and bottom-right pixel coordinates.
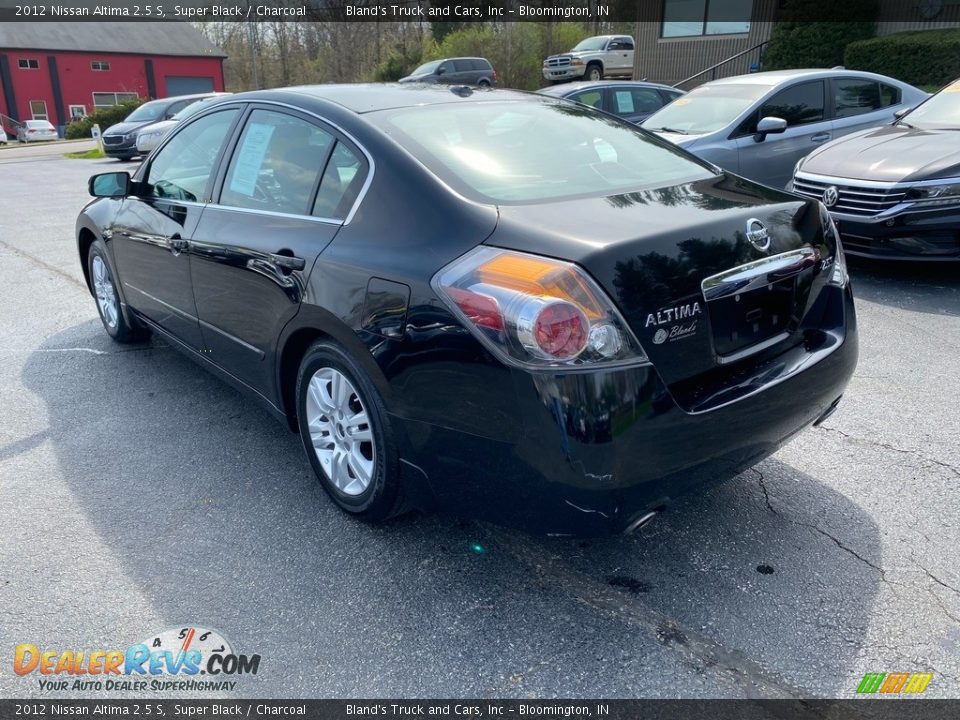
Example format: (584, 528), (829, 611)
(433, 247), (649, 370)
(906, 181), (960, 206)
(570, 59), (584, 66)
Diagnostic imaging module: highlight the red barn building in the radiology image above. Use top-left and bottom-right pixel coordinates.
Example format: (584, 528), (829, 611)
(0, 22), (225, 136)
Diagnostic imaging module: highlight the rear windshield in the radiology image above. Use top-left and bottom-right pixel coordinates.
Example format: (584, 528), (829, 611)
(642, 82), (769, 135)
(26, 120), (52, 128)
(372, 100), (714, 204)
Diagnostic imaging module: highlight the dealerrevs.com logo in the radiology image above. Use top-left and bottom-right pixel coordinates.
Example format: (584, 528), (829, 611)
(14, 626), (261, 692)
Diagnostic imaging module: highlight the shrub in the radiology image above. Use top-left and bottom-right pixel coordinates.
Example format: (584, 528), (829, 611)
(763, 0), (877, 71)
(845, 29), (960, 89)
(64, 99), (144, 140)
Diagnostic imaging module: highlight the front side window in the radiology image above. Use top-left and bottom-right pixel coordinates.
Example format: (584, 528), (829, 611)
(374, 100), (714, 204)
(760, 81), (825, 127)
(879, 83), (901, 108)
(221, 109), (334, 216)
(662, 0), (752, 38)
(454, 59), (473, 72)
(146, 109), (238, 203)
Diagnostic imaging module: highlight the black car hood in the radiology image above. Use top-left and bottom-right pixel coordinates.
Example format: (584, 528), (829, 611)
(103, 121), (151, 137)
(800, 124), (960, 183)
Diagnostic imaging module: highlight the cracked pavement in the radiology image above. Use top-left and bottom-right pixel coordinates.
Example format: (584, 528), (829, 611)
(1, 154), (958, 699)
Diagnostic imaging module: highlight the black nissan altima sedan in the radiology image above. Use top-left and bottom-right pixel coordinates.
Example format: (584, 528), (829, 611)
(77, 84), (857, 536)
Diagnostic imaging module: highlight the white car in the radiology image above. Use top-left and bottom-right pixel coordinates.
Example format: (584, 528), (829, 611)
(0, 126), (7, 145)
(17, 120), (58, 143)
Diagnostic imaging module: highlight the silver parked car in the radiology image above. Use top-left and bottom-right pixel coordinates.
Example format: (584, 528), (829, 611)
(17, 119), (58, 142)
(641, 69), (928, 189)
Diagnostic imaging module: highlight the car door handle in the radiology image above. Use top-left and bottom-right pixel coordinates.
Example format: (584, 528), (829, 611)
(167, 234), (189, 254)
(810, 133), (831, 143)
(268, 252), (305, 272)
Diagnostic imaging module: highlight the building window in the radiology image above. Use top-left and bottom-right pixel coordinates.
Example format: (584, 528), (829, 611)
(18, 58), (39, 69)
(69, 105), (87, 120)
(661, 0), (753, 38)
(91, 61), (111, 71)
(30, 100), (48, 121)
(92, 92), (139, 109)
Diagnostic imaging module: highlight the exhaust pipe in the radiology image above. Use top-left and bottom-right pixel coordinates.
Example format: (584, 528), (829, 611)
(623, 509), (660, 535)
(813, 395), (843, 427)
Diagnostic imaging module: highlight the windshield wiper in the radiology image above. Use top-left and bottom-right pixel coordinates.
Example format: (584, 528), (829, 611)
(651, 126), (688, 135)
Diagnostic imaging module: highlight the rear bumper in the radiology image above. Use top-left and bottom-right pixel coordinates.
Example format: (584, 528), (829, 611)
(393, 284), (857, 536)
(833, 206), (960, 260)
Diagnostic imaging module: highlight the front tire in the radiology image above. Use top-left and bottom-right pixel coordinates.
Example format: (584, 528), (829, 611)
(296, 340), (402, 523)
(586, 63), (603, 81)
(87, 239), (148, 343)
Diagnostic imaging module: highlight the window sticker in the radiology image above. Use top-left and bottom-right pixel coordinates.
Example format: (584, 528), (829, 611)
(615, 91), (635, 114)
(229, 122), (275, 197)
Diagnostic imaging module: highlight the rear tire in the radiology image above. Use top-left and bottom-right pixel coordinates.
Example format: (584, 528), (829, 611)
(296, 340), (403, 523)
(87, 239), (149, 343)
(478, 79), (491, 88)
(586, 63), (603, 82)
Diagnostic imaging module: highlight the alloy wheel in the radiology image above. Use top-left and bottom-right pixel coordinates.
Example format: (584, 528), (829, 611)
(305, 367), (376, 496)
(92, 255), (119, 329)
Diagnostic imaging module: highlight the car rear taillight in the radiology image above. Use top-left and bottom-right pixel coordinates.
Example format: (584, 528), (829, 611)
(27, 129), (36, 134)
(492, 68), (498, 83)
(433, 247), (648, 370)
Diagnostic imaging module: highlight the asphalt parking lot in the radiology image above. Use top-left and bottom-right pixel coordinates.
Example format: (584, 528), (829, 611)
(1, 151), (959, 700)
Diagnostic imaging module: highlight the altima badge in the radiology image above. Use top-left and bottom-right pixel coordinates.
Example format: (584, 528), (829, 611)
(745, 218), (771, 251)
(822, 185), (839, 208)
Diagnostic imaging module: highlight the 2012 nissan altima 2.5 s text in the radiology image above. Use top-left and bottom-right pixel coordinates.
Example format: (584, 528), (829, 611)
(77, 84), (858, 536)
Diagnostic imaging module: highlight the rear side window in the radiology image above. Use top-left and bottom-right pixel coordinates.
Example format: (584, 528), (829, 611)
(220, 109), (334, 216)
(879, 83), (901, 108)
(312, 142), (368, 220)
(834, 79), (883, 118)
(570, 90), (604, 109)
(614, 88), (664, 115)
(760, 81), (825, 126)
(475, 59), (492, 71)
(146, 109), (238, 203)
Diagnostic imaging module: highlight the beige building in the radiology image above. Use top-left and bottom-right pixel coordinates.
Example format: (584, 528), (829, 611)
(634, 0), (960, 88)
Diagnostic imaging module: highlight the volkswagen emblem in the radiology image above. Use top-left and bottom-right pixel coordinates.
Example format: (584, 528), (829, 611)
(822, 185), (839, 208)
(745, 218), (771, 251)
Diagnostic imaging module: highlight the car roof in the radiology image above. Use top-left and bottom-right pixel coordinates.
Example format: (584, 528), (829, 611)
(280, 83), (533, 114)
(143, 92), (218, 107)
(703, 68), (911, 87)
(538, 80), (680, 97)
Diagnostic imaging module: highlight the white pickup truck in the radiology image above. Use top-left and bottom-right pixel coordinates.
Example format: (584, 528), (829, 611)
(542, 35), (635, 83)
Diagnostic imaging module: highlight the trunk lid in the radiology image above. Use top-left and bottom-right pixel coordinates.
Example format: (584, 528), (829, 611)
(487, 174), (835, 405)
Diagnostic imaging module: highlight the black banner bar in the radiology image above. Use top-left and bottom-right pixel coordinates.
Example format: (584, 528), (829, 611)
(2, 700), (960, 720)
(1, 0), (957, 23)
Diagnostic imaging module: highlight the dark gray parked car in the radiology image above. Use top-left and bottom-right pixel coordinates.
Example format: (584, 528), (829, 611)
(102, 93), (217, 160)
(538, 81), (684, 124)
(399, 57), (497, 87)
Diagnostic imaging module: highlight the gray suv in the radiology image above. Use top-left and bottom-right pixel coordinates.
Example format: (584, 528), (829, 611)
(399, 57), (497, 87)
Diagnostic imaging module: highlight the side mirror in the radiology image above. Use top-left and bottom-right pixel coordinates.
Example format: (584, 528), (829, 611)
(893, 108), (909, 119)
(89, 172), (131, 198)
(754, 116), (787, 142)
(436, 66), (446, 75)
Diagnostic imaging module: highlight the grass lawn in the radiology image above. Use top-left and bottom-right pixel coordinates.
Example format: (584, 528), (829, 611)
(65, 147), (105, 159)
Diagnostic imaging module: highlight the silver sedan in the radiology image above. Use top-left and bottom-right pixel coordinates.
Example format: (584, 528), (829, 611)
(641, 69), (928, 189)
